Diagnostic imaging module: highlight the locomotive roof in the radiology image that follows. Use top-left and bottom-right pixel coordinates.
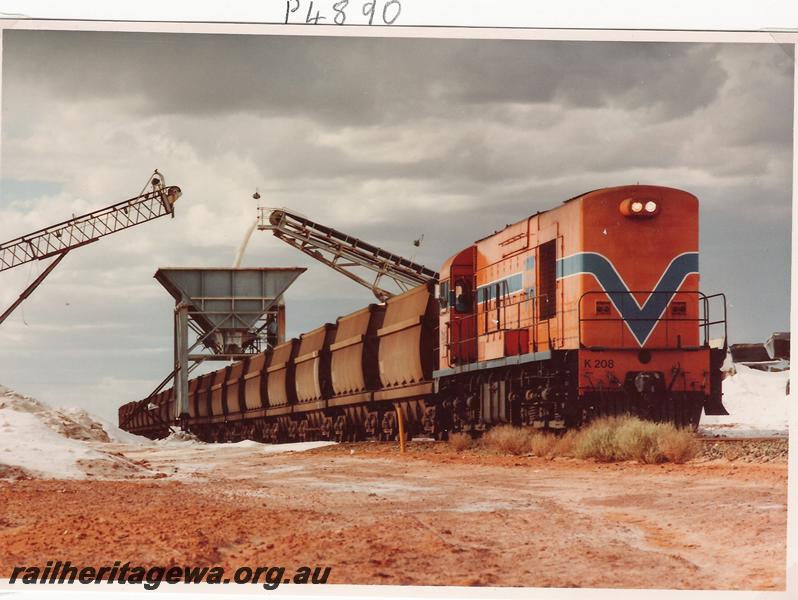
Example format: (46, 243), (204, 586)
(473, 186), (598, 243)
(474, 184), (676, 243)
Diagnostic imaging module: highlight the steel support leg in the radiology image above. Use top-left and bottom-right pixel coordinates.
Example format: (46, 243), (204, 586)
(0, 251), (69, 326)
(174, 302), (190, 423)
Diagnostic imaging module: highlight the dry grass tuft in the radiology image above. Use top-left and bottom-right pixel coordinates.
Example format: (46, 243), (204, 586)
(657, 426), (701, 464)
(573, 415), (625, 461)
(448, 432), (475, 452)
(482, 425), (532, 455)
(453, 416), (699, 463)
(528, 432), (558, 458)
(614, 418), (664, 463)
(572, 415), (699, 463)
(551, 429), (579, 457)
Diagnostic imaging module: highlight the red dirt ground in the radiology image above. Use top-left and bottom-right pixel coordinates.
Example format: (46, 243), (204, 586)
(0, 441), (787, 590)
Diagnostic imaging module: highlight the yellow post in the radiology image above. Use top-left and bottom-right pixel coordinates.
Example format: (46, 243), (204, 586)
(395, 404), (406, 454)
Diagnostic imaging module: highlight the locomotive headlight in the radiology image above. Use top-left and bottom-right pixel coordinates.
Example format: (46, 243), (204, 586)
(620, 197), (659, 218)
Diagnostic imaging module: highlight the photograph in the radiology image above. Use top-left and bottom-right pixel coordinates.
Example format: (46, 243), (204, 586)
(0, 23), (791, 592)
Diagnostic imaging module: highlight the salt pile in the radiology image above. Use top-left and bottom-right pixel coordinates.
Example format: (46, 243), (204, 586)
(0, 385), (338, 481)
(155, 428), (204, 445)
(0, 386), (151, 480)
(700, 364), (789, 433)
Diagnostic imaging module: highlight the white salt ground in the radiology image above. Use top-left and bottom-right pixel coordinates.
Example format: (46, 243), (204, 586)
(0, 383), (339, 480)
(153, 433), (335, 454)
(261, 441), (337, 453)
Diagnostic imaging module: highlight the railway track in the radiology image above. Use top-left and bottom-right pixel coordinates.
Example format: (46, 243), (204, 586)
(696, 435), (787, 443)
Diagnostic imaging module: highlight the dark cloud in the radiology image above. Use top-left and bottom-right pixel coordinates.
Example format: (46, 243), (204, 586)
(5, 31), (734, 125)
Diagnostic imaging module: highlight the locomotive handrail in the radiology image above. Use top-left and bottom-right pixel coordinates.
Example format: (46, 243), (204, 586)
(576, 289), (727, 349)
(703, 292), (728, 349)
(445, 287), (726, 365)
(445, 292), (558, 366)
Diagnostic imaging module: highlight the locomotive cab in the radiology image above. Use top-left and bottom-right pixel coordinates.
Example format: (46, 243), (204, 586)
(439, 246), (478, 366)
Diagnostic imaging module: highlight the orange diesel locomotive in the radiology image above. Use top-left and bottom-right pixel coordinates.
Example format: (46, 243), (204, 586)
(120, 185), (728, 441)
(433, 185), (728, 434)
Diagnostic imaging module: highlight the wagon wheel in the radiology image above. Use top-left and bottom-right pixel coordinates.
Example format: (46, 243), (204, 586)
(364, 412), (380, 440)
(288, 420), (299, 442)
(320, 417), (333, 440)
(381, 411), (397, 441)
(347, 418), (363, 442)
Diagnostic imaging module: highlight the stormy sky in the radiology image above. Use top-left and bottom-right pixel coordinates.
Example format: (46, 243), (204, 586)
(0, 30), (792, 420)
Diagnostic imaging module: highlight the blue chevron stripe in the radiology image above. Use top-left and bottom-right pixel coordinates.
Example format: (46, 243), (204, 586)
(557, 252), (699, 346)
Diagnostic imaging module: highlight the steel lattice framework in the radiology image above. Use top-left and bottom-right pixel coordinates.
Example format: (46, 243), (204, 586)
(0, 171), (182, 327)
(258, 207), (438, 302)
(0, 176), (181, 272)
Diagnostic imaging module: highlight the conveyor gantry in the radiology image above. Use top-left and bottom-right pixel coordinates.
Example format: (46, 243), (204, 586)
(0, 171), (182, 325)
(258, 207), (438, 302)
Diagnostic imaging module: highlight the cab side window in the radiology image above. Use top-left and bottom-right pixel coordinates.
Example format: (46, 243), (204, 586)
(438, 280), (450, 310)
(538, 240), (557, 320)
(454, 279), (472, 313)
